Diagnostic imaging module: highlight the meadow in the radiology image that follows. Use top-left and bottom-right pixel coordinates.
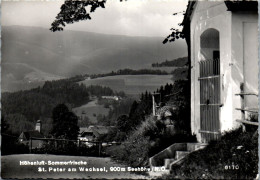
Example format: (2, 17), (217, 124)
(79, 75), (173, 96)
(72, 100), (109, 124)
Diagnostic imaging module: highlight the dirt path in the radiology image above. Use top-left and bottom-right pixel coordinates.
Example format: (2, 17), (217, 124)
(1, 154), (149, 179)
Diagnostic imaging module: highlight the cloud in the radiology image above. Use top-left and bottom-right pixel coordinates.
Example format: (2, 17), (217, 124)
(2, 0), (188, 37)
(2, 1), (63, 28)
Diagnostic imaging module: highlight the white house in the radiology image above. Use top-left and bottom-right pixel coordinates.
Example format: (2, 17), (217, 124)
(182, 1), (258, 143)
(101, 96), (121, 101)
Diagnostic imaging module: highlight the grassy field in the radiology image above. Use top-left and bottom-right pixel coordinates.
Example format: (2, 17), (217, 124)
(74, 74), (173, 125)
(72, 100), (109, 125)
(79, 75), (173, 96)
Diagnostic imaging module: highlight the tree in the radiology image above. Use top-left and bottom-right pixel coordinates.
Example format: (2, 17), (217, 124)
(1, 115), (30, 155)
(116, 114), (130, 133)
(51, 104), (79, 140)
(168, 80), (190, 133)
(1, 115), (9, 133)
(50, 0), (106, 32)
(163, 28), (185, 44)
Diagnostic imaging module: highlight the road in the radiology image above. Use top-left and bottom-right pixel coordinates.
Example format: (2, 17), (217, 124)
(1, 154), (149, 179)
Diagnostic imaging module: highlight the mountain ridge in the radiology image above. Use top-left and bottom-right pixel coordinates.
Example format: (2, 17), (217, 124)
(2, 25), (187, 92)
(4, 25), (169, 38)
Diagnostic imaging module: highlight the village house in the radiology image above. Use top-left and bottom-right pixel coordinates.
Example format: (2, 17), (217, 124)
(78, 126), (115, 146)
(91, 126), (115, 141)
(182, 1), (258, 143)
(78, 126), (94, 146)
(101, 96), (121, 101)
(79, 127), (94, 141)
(19, 120), (45, 149)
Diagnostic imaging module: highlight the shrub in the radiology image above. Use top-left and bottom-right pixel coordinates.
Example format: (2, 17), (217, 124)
(2, 141), (29, 155)
(149, 132), (196, 157)
(124, 136), (151, 167)
(36, 141), (106, 156)
(245, 113), (258, 132)
(1, 130), (30, 155)
(106, 115), (196, 167)
(106, 116), (161, 166)
(168, 126), (258, 179)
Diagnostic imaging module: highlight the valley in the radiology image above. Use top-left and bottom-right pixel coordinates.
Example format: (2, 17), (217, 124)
(1, 25), (187, 137)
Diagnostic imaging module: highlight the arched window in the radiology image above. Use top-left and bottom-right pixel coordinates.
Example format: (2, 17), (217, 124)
(200, 28), (220, 61)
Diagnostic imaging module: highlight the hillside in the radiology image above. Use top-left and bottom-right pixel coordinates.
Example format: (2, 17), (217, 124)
(2, 63), (64, 92)
(1, 79), (91, 135)
(152, 57), (188, 67)
(151, 57), (189, 80)
(2, 25), (187, 92)
(80, 75), (173, 96)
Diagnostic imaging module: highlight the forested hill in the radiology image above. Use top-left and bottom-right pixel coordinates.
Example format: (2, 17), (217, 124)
(151, 57), (189, 81)
(90, 68), (169, 79)
(2, 79), (120, 136)
(152, 57), (188, 67)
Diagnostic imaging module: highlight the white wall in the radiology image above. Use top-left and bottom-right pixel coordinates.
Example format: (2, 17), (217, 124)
(190, 2), (258, 142)
(231, 12), (258, 123)
(190, 1), (232, 142)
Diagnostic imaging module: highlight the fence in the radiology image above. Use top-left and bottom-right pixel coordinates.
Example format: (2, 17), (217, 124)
(235, 83), (259, 131)
(28, 137), (120, 156)
(198, 58), (221, 142)
(2, 133), (120, 156)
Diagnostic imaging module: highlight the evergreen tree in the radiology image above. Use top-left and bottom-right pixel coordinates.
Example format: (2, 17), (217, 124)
(1, 115), (9, 133)
(51, 104), (79, 140)
(116, 115), (130, 133)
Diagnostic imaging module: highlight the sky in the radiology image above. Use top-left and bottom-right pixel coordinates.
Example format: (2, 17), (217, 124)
(2, 0), (188, 37)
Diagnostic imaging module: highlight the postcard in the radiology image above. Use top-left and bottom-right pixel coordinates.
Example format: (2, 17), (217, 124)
(1, 0), (259, 179)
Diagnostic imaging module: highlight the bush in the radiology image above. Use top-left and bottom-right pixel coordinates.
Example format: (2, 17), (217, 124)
(167, 80), (190, 133)
(106, 144), (129, 161)
(149, 132), (196, 157)
(106, 137), (151, 167)
(2, 141), (29, 155)
(124, 136), (151, 167)
(167, 126), (258, 179)
(37, 141), (78, 155)
(2, 134), (29, 155)
(106, 116), (161, 166)
(106, 116), (196, 167)
(245, 113), (258, 132)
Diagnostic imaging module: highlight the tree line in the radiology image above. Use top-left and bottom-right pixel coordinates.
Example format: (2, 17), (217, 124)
(97, 80), (190, 143)
(66, 68), (170, 83)
(97, 90), (153, 142)
(89, 68), (169, 79)
(2, 79), (119, 136)
(152, 57), (188, 67)
(86, 85), (125, 98)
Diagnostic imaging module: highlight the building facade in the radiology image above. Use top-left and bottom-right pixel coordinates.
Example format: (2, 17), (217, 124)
(182, 1), (258, 142)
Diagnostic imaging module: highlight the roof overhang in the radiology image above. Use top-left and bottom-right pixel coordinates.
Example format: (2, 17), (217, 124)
(224, 1), (258, 12)
(181, 1), (258, 36)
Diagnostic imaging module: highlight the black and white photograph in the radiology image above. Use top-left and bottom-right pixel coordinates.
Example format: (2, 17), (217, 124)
(1, 0), (259, 179)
